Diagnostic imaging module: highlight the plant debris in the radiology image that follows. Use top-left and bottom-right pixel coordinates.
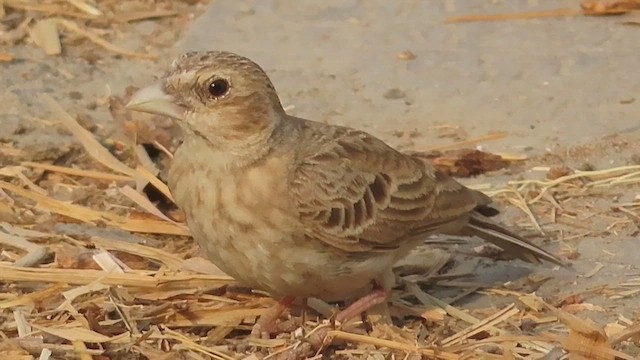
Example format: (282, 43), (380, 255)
(0, 0), (201, 58)
(582, 0), (640, 15)
(446, 0), (640, 23)
(415, 149), (513, 178)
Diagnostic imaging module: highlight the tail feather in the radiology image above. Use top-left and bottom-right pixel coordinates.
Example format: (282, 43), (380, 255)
(463, 212), (564, 266)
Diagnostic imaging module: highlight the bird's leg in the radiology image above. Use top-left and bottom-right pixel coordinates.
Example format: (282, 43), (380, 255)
(275, 297), (310, 337)
(251, 295), (296, 337)
(301, 297), (308, 328)
(335, 286), (390, 324)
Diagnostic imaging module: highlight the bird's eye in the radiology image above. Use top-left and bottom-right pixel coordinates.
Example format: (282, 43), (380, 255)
(207, 79), (229, 98)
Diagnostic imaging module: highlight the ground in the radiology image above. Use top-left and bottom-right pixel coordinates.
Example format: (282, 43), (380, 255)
(2, 0), (640, 359)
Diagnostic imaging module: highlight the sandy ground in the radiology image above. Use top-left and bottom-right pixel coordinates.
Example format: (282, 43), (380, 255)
(2, 0), (640, 357)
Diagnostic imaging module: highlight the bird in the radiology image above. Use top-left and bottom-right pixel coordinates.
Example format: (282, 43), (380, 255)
(126, 50), (563, 336)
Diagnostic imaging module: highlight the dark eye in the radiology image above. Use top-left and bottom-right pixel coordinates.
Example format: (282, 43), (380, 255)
(208, 79), (229, 98)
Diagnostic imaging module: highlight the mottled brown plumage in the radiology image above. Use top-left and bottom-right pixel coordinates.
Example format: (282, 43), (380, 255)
(127, 50), (561, 309)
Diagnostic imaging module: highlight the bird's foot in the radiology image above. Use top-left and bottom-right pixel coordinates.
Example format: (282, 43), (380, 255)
(251, 295), (296, 338)
(335, 287), (390, 325)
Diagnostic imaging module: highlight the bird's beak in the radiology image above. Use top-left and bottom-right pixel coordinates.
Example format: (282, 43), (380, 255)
(126, 83), (186, 121)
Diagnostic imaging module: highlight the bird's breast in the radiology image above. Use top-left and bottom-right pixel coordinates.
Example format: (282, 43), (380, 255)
(167, 146), (301, 285)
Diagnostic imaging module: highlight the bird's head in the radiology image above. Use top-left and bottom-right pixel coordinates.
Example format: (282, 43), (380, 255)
(127, 51), (285, 148)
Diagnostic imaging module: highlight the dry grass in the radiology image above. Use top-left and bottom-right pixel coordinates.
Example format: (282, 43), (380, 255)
(0, 0), (196, 60)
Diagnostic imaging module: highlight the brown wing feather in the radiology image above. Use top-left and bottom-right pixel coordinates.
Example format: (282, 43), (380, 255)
(290, 122), (480, 252)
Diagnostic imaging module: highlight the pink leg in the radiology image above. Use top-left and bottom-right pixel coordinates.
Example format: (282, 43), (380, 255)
(251, 295), (296, 337)
(335, 287), (390, 324)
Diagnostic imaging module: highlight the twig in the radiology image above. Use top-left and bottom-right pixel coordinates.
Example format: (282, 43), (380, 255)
(446, 8), (581, 23)
(422, 132), (508, 152)
(0, 231), (49, 267)
(57, 19), (157, 59)
(21, 162), (134, 182)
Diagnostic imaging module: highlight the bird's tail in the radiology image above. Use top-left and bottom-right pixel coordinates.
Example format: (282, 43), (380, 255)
(462, 211), (564, 266)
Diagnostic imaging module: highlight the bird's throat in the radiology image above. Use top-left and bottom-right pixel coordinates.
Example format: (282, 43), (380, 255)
(178, 129), (275, 171)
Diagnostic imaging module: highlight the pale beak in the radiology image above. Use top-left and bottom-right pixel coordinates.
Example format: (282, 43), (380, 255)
(126, 83), (186, 121)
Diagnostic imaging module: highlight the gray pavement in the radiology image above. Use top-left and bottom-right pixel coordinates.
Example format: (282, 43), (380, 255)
(178, 0), (640, 154)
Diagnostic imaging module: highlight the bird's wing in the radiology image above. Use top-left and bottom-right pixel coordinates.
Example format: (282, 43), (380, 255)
(290, 124), (480, 253)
